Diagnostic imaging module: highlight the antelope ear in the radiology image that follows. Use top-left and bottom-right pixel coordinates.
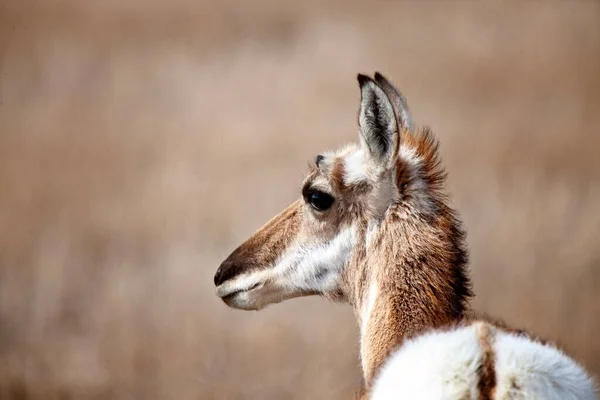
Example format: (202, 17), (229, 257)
(357, 74), (399, 170)
(373, 72), (413, 131)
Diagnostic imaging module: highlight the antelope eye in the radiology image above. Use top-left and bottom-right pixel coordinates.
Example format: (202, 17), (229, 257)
(304, 189), (335, 211)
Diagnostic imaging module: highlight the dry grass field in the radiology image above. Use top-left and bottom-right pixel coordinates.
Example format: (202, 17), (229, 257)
(1, 1), (599, 399)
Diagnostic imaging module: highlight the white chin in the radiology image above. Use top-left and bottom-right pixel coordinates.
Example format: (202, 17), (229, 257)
(221, 291), (261, 310)
(218, 285), (312, 311)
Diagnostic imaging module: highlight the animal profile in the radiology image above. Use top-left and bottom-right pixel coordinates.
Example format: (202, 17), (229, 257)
(214, 72), (596, 399)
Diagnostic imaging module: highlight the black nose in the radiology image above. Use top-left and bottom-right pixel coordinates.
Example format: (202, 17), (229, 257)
(214, 266), (223, 286)
(214, 259), (246, 286)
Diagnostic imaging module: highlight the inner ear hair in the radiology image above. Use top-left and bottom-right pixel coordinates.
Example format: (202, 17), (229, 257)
(357, 74), (399, 169)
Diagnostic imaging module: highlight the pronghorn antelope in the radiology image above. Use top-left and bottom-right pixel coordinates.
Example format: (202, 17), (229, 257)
(213, 73), (596, 399)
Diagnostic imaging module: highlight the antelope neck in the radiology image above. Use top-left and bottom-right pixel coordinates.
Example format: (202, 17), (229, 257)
(345, 210), (470, 388)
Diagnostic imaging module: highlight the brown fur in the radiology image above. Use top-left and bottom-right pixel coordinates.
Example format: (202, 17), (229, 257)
(343, 127), (472, 386)
(215, 200), (302, 285)
(476, 322), (497, 400)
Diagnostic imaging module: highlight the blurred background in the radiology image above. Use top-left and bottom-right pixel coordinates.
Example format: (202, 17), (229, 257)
(1, 1), (599, 399)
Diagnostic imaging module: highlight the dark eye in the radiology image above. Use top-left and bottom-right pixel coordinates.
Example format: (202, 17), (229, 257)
(304, 190), (335, 211)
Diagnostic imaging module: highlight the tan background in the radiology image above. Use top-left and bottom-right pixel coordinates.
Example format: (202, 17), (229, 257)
(1, 1), (599, 399)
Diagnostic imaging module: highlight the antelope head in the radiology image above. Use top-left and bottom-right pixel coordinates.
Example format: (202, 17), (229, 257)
(214, 72), (458, 312)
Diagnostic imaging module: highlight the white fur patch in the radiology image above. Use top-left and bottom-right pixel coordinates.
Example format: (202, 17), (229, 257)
(273, 225), (357, 293)
(359, 281), (379, 375)
(371, 325), (483, 399)
(370, 323), (598, 400)
(361, 282), (378, 335)
(493, 331), (597, 400)
(343, 148), (372, 184)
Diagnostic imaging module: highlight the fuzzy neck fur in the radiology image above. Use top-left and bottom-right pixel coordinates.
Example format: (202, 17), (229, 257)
(341, 129), (472, 387)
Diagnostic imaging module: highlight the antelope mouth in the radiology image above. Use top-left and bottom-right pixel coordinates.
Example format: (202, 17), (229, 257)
(216, 281), (264, 300)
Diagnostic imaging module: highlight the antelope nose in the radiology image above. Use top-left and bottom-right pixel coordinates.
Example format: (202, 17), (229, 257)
(215, 259), (246, 286)
(214, 265), (224, 286)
